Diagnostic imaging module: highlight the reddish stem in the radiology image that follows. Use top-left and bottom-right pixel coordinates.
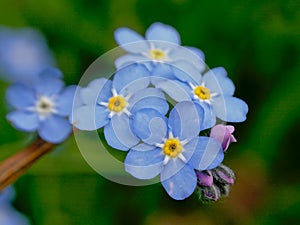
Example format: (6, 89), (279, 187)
(0, 139), (55, 191)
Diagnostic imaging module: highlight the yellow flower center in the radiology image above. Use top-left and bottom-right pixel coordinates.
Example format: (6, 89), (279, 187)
(194, 86), (211, 100)
(163, 138), (183, 158)
(150, 49), (165, 60)
(108, 96), (127, 112)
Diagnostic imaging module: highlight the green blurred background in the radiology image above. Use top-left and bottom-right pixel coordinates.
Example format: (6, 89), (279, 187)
(0, 0), (300, 224)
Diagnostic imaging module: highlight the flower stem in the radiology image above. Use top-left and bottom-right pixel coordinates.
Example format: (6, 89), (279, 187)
(0, 139), (55, 191)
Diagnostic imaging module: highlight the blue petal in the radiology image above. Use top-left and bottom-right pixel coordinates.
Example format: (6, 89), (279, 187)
(33, 72), (64, 96)
(195, 102), (216, 130)
(213, 96), (248, 122)
(113, 63), (150, 95)
(203, 67), (235, 95)
(39, 115), (72, 143)
(125, 147), (164, 179)
(184, 46), (205, 61)
(114, 27), (149, 53)
(115, 54), (151, 69)
(104, 113), (139, 151)
(132, 108), (167, 145)
(168, 101), (200, 140)
(145, 22), (181, 44)
(171, 61), (202, 84)
(39, 67), (63, 79)
(161, 156), (186, 180)
(7, 110), (39, 131)
(80, 78), (112, 104)
(189, 137), (224, 170)
(128, 88), (169, 115)
(151, 63), (176, 80)
(161, 164), (197, 200)
(6, 83), (35, 108)
(56, 85), (76, 116)
(71, 105), (109, 130)
(170, 46), (206, 72)
(153, 78), (191, 102)
(131, 143), (157, 151)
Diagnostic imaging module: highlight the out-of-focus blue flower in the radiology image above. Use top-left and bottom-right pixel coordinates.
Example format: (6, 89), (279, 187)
(125, 101), (224, 200)
(114, 22), (205, 72)
(0, 187), (31, 225)
(154, 66), (249, 129)
(0, 26), (55, 83)
(6, 67), (75, 143)
(71, 63), (169, 151)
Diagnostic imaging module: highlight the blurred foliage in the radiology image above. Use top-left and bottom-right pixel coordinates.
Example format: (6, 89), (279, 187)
(0, 0), (300, 224)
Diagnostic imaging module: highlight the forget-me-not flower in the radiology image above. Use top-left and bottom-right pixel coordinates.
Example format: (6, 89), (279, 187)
(0, 26), (55, 83)
(71, 63), (169, 151)
(114, 22), (205, 72)
(125, 101), (224, 200)
(153, 65), (249, 129)
(6, 68), (75, 143)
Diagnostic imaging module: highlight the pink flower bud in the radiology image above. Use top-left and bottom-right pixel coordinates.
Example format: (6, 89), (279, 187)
(210, 124), (237, 152)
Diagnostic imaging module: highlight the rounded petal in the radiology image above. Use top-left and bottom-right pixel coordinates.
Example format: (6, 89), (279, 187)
(168, 101), (200, 140)
(195, 102), (216, 130)
(213, 96), (248, 122)
(71, 105), (109, 130)
(131, 143), (156, 151)
(170, 46), (206, 72)
(33, 72), (64, 96)
(115, 54), (151, 69)
(184, 46), (205, 61)
(161, 164), (197, 200)
(132, 108), (167, 145)
(151, 63), (177, 80)
(189, 137), (224, 170)
(38, 67), (62, 79)
(171, 61), (202, 84)
(125, 147), (164, 179)
(152, 78), (191, 102)
(39, 115), (72, 143)
(104, 113), (139, 151)
(114, 27), (149, 53)
(80, 78), (112, 104)
(6, 83), (35, 109)
(128, 88), (169, 115)
(56, 85), (76, 116)
(113, 63), (150, 95)
(203, 67), (235, 95)
(146, 22), (181, 44)
(7, 110), (39, 132)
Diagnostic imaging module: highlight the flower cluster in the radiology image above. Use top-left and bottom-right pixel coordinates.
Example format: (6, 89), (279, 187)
(72, 22), (248, 200)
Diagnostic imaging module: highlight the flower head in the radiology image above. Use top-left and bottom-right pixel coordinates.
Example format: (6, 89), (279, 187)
(6, 68), (75, 143)
(197, 164), (235, 202)
(71, 63), (169, 151)
(125, 101), (224, 200)
(114, 22), (205, 72)
(0, 26), (55, 83)
(155, 66), (249, 129)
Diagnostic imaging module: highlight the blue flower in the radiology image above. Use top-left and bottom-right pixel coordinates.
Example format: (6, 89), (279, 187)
(0, 26), (55, 83)
(114, 22), (205, 72)
(125, 101), (224, 200)
(153, 65), (249, 129)
(0, 187), (31, 225)
(71, 63), (169, 151)
(6, 68), (75, 143)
